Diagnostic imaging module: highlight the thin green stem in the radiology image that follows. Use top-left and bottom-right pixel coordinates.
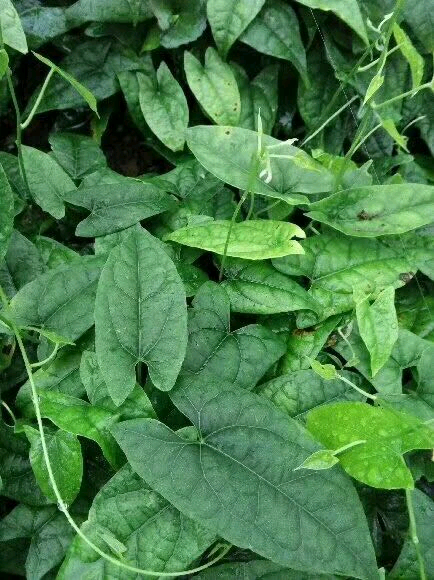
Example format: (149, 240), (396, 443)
(1, 400), (17, 425)
(333, 440), (366, 455)
(0, 285), (9, 308)
(7, 312), (232, 577)
(20, 68), (54, 130)
(373, 81), (432, 109)
(405, 489), (427, 580)
(302, 96), (358, 147)
(30, 342), (59, 369)
(337, 374), (377, 401)
(357, 44), (401, 72)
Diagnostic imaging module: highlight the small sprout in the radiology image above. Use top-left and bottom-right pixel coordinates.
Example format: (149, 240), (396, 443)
(311, 359), (338, 380)
(295, 450), (339, 471)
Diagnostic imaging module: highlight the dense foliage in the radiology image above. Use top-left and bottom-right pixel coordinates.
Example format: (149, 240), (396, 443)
(0, 1), (433, 579)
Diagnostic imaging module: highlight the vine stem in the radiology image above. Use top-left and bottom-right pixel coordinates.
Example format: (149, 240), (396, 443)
(4, 311), (231, 576)
(20, 68), (54, 130)
(405, 489), (427, 580)
(337, 374), (377, 401)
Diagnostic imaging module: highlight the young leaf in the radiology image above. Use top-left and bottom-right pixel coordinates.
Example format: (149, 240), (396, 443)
(33, 51), (98, 115)
(221, 258), (320, 314)
(0, 0), (28, 53)
(293, 0), (368, 45)
(178, 282), (286, 391)
(112, 381), (378, 579)
(240, 0), (307, 82)
(257, 369), (364, 421)
(21, 145), (76, 220)
(57, 465), (215, 580)
(138, 62), (189, 151)
(95, 228), (187, 405)
(207, 0), (266, 58)
(393, 23), (424, 90)
(24, 425), (83, 505)
(295, 449), (339, 470)
(186, 125), (334, 200)
(184, 47), (241, 126)
(307, 402), (434, 489)
(389, 489), (434, 580)
(307, 184), (434, 237)
(165, 220), (305, 260)
(48, 132), (107, 179)
(356, 286), (399, 377)
(65, 181), (176, 237)
(0, 161), (16, 263)
(363, 74), (384, 105)
(4, 257), (103, 343)
(0, 504), (76, 580)
(311, 359), (338, 380)
(0, 48), (8, 79)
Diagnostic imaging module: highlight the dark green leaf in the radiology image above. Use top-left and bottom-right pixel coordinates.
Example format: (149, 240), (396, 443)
(0, 230), (45, 298)
(0, 162), (19, 262)
(49, 133), (106, 179)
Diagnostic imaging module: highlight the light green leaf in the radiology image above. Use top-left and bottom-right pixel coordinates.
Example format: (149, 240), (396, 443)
(165, 220), (305, 259)
(21, 145), (76, 219)
(293, 0), (368, 44)
(207, 0), (266, 58)
(393, 24), (424, 90)
(311, 359), (338, 380)
(177, 282), (286, 390)
(307, 402), (434, 489)
(307, 184), (434, 237)
(24, 425), (83, 505)
(5, 257), (103, 342)
(33, 51), (98, 115)
(95, 228), (187, 405)
(0, 162), (15, 264)
(389, 489), (434, 580)
(296, 449), (339, 471)
(232, 63), (279, 134)
(0, 504), (76, 580)
(380, 118), (408, 152)
(112, 381), (378, 579)
(186, 125), (334, 200)
(138, 62), (189, 151)
(57, 464), (215, 580)
(240, 0), (307, 81)
(356, 286), (399, 377)
(65, 181), (176, 237)
(193, 560), (341, 579)
(0, 420), (49, 506)
(184, 47), (240, 126)
(0, 48), (9, 79)
(363, 74), (384, 105)
(48, 132), (106, 179)
(273, 232), (419, 325)
(38, 391), (123, 469)
(221, 257), (320, 314)
(256, 369), (364, 421)
(0, 0), (28, 53)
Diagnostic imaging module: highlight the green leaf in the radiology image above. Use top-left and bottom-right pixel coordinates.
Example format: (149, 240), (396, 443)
(58, 464), (215, 580)
(33, 51), (98, 115)
(48, 132), (107, 179)
(186, 125), (334, 200)
(240, 0), (307, 81)
(392, 24), (424, 90)
(207, 0), (266, 58)
(233, 63), (279, 134)
(21, 145), (76, 219)
(256, 369), (364, 421)
(95, 228), (187, 405)
(38, 390), (123, 469)
(404, 1), (434, 53)
(65, 181), (176, 237)
(380, 118), (408, 152)
(0, 48), (8, 79)
(24, 425), (83, 505)
(5, 257), (103, 343)
(184, 47), (241, 126)
(177, 282), (285, 390)
(0, 420), (49, 506)
(221, 258), (320, 314)
(363, 74), (384, 105)
(193, 560), (341, 579)
(138, 62), (189, 151)
(150, 0), (207, 48)
(0, 162), (19, 263)
(165, 220), (305, 259)
(0, 504), (76, 580)
(293, 0), (368, 44)
(112, 381), (378, 579)
(66, 0), (153, 24)
(34, 236), (80, 270)
(307, 402), (434, 489)
(296, 449), (340, 471)
(0, 0), (28, 53)
(389, 490), (434, 580)
(311, 359), (338, 380)
(273, 232), (419, 325)
(307, 184), (434, 237)
(356, 286), (399, 377)
(0, 230), (45, 297)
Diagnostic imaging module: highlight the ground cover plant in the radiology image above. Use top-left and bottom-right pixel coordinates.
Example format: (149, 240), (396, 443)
(0, 0), (433, 579)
